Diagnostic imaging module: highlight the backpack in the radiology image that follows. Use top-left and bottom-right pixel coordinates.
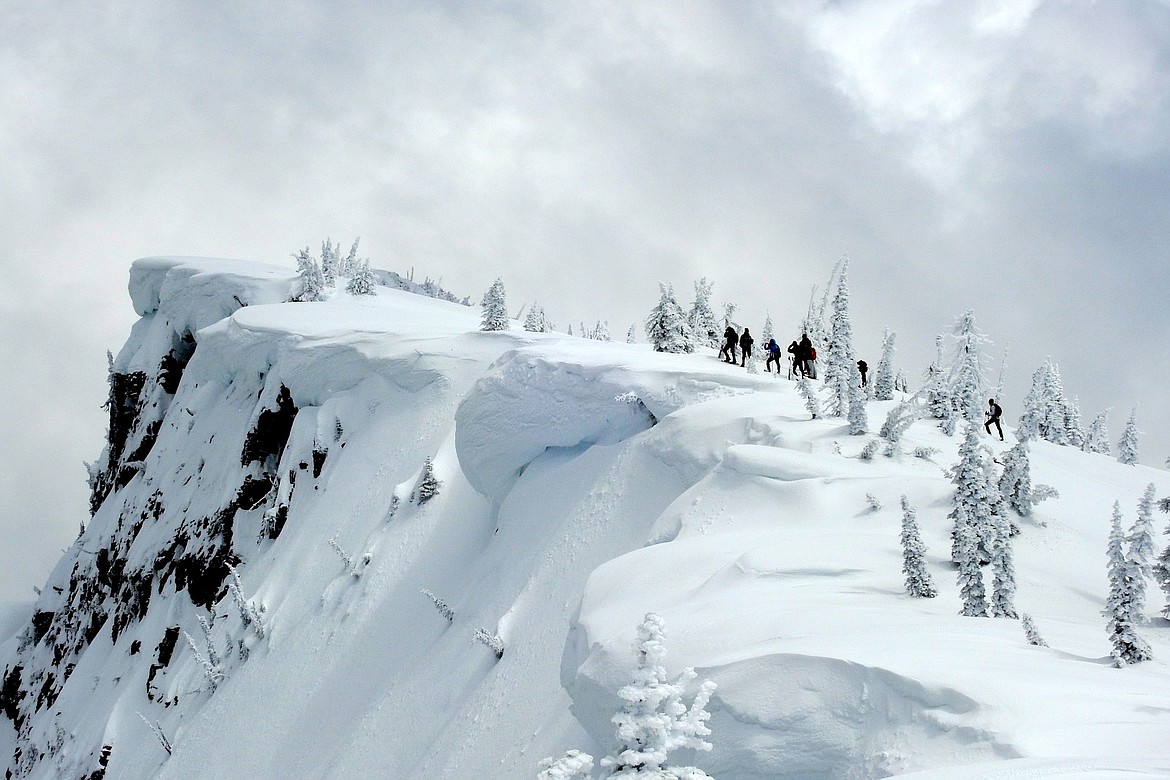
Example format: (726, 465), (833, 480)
(810, 347), (817, 360)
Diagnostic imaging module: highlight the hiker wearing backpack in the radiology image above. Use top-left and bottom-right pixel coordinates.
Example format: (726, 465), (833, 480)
(799, 333), (817, 379)
(765, 339), (782, 373)
(739, 328), (754, 367)
(984, 398), (1004, 441)
(857, 359), (868, 387)
(719, 325), (738, 363)
(787, 340), (802, 378)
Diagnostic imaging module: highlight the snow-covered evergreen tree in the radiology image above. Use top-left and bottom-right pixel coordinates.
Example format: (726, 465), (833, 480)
(1021, 614), (1048, 647)
(344, 260), (377, 295)
(320, 237), (339, 288)
(538, 750), (594, 780)
(1154, 494), (1170, 620)
(1106, 501), (1153, 666)
(600, 613), (716, 779)
(822, 262), (861, 420)
(721, 302), (737, 329)
(1118, 409), (1139, 465)
(412, 457), (442, 505)
(1064, 397), (1086, 449)
(524, 304), (546, 333)
(1084, 409), (1112, 455)
(900, 496), (937, 598)
(873, 329), (896, 401)
(955, 517), (989, 617)
(481, 278), (509, 332)
(687, 278), (719, 349)
(949, 423), (997, 569)
(761, 312), (774, 347)
(988, 474), (1018, 619)
(627, 324), (637, 344)
(944, 310), (991, 432)
(291, 248), (326, 302)
(1125, 483), (1158, 621)
(340, 237), (360, 277)
(645, 284), (695, 354)
(925, 336), (951, 425)
(998, 439), (1057, 518)
(797, 376), (820, 419)
(593, 321), (611, 342)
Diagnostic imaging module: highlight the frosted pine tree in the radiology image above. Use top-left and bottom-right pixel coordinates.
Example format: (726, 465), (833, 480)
(1125, 483), (1158, 621)
(524, 304), (545, 333)
(925, 336), (952, 426)
(900, 496), (937, 598)
(1021, 614), (1048, 647)
(645, 284), (695, 354)
(291, 248), (326, 302)
(1064, 397), (1086, 449)
(412, 457), (442, 505)
(1017, 363), (1047, 441)
(687, 278), (719, 348)
(1106, 501), (1153, 665)
(626, 324), (636, 344)
(320, 237), (339, 287)
(340, 237), (361, 277)
(593, 321), (611, 341)
(797, 376), (820, 419)
(944, 311), (991, 432)
(600, 613), (716, 779)
(998, 440), (1038, 518)
(481, 278), (509, 332)
(988, 472), (1018, 619)
(822, 262), (866, 434)
(537, 750), (594, 780)
(1117, 409), (1139, 465)
(949, 423), (997, 567)
(1040, 361), (1070, 444)
(1084, 409), (1112, 455)
(955, 518), (989, 617)
(761, 312), (774, 346)
(1153, 494), (1170, 619)
(344, 260), (376, 295)
(873, 329), (896, 401)
(721, 302), (737, 329)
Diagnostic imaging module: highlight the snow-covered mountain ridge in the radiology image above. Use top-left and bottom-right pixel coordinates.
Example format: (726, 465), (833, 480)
(2, 257), (1169, 779)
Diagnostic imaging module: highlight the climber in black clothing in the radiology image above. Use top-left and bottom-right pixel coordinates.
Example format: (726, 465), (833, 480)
(720, 325), (738, 363)
(857, 359), (868, 387)
(739, 328), (754, 367)
(984, 398), (1004, 441)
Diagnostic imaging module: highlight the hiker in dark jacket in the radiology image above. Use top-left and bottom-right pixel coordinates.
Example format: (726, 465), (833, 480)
(857, 359), (868, 387)
(720, 325), (738, 363)
(798, 333), (815, 378)
(984, 398), (1004, 441)
(787, 340), (802, 378)
(739, 328), (754, 367)
(765, 339), (782, 373)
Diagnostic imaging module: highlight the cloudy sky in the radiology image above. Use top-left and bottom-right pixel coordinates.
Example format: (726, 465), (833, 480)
(2, 0), (1168, 601)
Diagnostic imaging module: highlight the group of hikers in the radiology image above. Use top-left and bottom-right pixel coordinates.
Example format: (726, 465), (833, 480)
(714, 321), (1007, 443)
(717, 326), (823, 381)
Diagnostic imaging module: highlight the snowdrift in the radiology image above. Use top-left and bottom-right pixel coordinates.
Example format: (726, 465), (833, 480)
(2, 257), (1170, 780)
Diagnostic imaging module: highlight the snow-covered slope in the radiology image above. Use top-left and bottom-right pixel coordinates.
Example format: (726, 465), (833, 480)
(3, 257), (1170, 780)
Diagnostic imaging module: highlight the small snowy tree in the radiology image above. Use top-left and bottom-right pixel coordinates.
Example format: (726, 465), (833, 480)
(481, 278), (510, 332)
(291, 248), (326, 302)
(1064, 397), (1086, 449)
(873, 328), (896, 401)
(345, 260), (377, 295)
(1117, 409), (1139, 465)
(538, 751), (594, 780)
(320, 237), (339, 287)
(761, 312), (774, 346)
(900, 496), (937, 598)
(796, 376), (820, 419)
(822, 261), (861, 420)
(626, 324), (637, 344)
(1154, 495), (1170, 619)
(1084, 409), (1112, 455)
(645, 284), (695, 354)
(412, 457), (442, 505)
(955, 517), (989, 617)
(687, 278), (719, 349)
(1125, 483), (1158, 621)
(1021, 614), (1048, 647)
(988, 477), (1018, 619)
(1106, 501), (1153, 666)
(593, 321), (611, 342)
(601, 613), (715, 779)
(949, 424), (997, 567)
(945, 310), (991, 430)
(524, 304), (546, 333)
(998, 439), (1058, 518)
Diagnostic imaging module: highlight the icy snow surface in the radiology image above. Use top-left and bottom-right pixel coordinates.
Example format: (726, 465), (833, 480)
(3, 257), (1170, 780)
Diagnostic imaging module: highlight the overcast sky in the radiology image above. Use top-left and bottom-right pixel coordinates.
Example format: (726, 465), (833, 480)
(2, 0), (1168, 602)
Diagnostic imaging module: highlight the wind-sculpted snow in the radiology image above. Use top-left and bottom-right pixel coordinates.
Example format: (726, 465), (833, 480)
(454, 342), (761, 502)
(6, 256), (1170, 780)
